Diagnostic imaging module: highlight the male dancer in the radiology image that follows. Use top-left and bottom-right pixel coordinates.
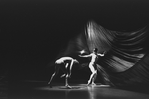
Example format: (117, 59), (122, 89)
(48, 57), (79, 88)
(79, 48), (105, 86)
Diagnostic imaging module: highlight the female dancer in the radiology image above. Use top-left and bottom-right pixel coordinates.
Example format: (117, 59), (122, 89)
(79, 48), (105, 86)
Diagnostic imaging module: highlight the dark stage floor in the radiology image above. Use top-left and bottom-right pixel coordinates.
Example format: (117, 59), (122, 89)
(9, 80), (149, 99)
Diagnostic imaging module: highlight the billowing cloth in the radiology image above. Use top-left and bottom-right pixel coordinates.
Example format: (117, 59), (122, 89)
(56, 21), (149, 87)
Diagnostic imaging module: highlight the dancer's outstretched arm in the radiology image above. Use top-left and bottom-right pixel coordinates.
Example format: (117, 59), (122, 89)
(79, 54), (92, 57)
(97, 53), (104, 56)
(97, 51), (106, 56)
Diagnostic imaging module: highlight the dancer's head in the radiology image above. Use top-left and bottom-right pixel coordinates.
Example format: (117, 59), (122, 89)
(93, 48), (98, 53)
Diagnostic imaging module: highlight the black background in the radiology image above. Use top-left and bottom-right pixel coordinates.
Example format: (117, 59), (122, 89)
(0, 0), (149, 82)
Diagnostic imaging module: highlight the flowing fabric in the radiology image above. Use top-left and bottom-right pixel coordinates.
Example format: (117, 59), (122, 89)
(84, 21), (149, 87)
(57, 21), (149, 87)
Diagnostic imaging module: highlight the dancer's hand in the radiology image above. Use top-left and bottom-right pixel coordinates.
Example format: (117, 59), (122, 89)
(80, 50), (85, 54)
(79, 55), (82, 57)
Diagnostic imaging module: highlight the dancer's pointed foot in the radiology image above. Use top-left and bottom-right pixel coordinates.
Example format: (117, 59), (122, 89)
(87, 83), (92, 86)
(87, 82), (96, 86)
(65, 85), (72, 89)
(87, 80), (91, 85)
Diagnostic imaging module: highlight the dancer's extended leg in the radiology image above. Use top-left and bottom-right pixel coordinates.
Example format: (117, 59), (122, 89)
(65, 74), (72, 88)
(48, 64), (60, 87)
(48, 72), (55, 85)
(91, 71), (97, 85)
(87, 63), (96, 86)
(61, 63), (72, 88)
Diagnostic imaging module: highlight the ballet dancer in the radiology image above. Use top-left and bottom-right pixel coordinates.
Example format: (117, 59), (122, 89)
(79, 48), (105, 86)
(48, 56), (79, 88)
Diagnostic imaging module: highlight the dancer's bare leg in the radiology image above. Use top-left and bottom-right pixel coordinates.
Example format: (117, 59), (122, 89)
(88, 73), (97, 85)
(88, 73), (94, 85)
(91, 71), (97, 85)
(60, 63), (68, 78)
(65, 74), (72, 88)
(48, 72), (55, 85)
(48, 65), (60, 87)
(87, 63), (96, 86)
(61, 64), (72, 88)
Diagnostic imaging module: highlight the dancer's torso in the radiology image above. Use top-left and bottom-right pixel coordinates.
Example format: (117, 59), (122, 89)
(90, 53), (98, 64)
(55, 57), (72, 68)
